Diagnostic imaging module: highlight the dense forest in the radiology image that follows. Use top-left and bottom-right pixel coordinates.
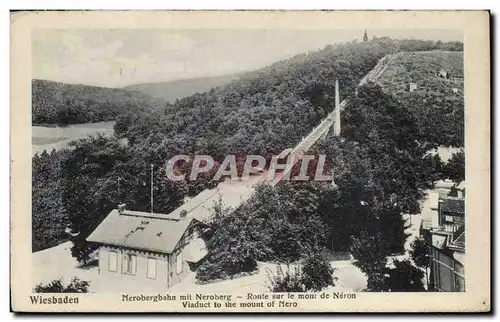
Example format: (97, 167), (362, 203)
(32, 79), (164, 125)
(115, 38), (462, 163)
(32, 35), (464, 289)
(195, 83), (446, 289)
(32, 149), (70, 251)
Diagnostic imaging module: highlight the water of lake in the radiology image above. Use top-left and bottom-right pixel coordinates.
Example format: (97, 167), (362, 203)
(32, 121), (115, 156)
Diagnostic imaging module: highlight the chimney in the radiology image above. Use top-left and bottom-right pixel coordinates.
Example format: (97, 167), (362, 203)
(118, 203), (126, 214)
(180, 210), (188, 219)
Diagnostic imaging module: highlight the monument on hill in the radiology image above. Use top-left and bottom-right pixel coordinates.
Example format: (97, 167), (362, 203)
(333, 79), (341, 136)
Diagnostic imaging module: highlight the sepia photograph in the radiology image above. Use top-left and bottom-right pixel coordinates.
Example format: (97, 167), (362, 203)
(10, 10), (490, 312)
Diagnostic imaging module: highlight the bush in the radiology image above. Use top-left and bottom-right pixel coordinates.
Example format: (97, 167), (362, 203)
(71, 237), (97, 265)
(410, 238), (431, 288)
(410, 239), (431, 269)
(387, 259), (425, 292)
(266, 264), (306, 292)
(195, 257), (258, 283)
(301, 252), (336, 291)
(266, 252), (336, 292)
(441, 150), (465, 183)
(34, 277), (89, 293)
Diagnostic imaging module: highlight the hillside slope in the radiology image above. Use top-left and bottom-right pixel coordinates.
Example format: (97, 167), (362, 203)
(117, 38), (402, 157)
(376, 51), (464, 147)
(32, 79), (165, 125)
(377, 51), (463, 96)
(124, 74), (239, 102)
(118, 39), (463, 158)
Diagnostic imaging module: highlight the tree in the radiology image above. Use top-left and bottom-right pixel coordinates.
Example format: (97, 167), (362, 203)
(196, 183), (332, 283)
(340, 83), (441, 215)
(195, 200), (262, 282)
(32, 148), (70, 251)
(61, 135), (188, 263)
(266, 252), (336, 293)
(410, 238), (431, 288)
(32, 37), (464, 284)
(117, 38), (464, 165)
(301, 252), (336, 291)
(351, 230), (390, 292)
(34, 277), (89, 293)
(70, 237), (97, 265)
(316, 82), (446, 258)
(376, 202), (411, 255)
(441, 150), (465, 183)
(387, 259), (425, 292)
(32, 79), (163, 125)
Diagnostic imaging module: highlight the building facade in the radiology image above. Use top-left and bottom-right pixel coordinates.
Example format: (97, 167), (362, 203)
(430, 244), (465, 292)
(420, 181), (466, 292)
(87, 206), (207, 289)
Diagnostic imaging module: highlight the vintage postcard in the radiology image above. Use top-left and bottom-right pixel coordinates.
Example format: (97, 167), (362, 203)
(10, 10), (490, 312)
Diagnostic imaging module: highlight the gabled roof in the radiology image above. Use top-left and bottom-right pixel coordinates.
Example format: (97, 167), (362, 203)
(88, 175), (265, 254)
(432, 234), (447, 249)
(184, 237), (208, 263)
(87, 209), (195, 254)
(440, 198), (465, 214)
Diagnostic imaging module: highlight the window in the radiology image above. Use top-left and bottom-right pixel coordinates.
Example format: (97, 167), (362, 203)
(147, 257), (157, 279)
(108, 251), (118, 272)
(176, 252), (183, 274)
(123, 253), (137, 275)
(445, 215), (454, 222)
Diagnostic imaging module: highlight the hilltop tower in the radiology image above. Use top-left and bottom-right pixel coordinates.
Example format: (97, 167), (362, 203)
(363, 29), (368, 42)
(333, 79), (341, 136)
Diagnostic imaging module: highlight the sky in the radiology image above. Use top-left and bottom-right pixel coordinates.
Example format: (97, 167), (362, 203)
(32, 29), (462, 88)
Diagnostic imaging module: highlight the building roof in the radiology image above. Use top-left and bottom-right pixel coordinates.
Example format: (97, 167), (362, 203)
(87, 172), (266, 253)
(456, 181), (466, 191)
(449, 226), (465, 250)
(165, 175), (264, 223)
(184, 237), (208, 263)
(435, 179), (455, 190)
(440, 198), (465, 214)
(432, 234), (447, 249)
(87, 209), (194, 254)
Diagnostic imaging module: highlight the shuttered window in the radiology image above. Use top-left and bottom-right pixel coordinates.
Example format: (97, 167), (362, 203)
(123, 253), (137, 275)
(108, 251), (118, 272)
(176, 252), (183, 274)
(147, 257), (157, 279)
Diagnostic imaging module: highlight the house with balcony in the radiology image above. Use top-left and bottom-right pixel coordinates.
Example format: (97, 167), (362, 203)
(437, 197), (465, 234)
